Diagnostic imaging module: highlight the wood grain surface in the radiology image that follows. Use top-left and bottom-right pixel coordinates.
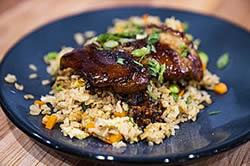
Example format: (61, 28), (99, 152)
(0, 0), (249, 166)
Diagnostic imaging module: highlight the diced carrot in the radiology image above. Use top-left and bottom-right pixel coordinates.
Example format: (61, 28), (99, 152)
(34, 100), (45, 106)
(179, 90), (185, 96)
(42, 115), (49, 125)
(86, 121), (95, 129)
(114, 111), (127, 117)
(107, 133), (123, 144)
(45, 115), (57, 129)
(143, 14), (148, 25)
(213, 82), (228, 94)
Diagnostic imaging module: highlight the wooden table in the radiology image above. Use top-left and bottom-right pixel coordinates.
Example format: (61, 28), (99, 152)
(0, 0), (249, 165)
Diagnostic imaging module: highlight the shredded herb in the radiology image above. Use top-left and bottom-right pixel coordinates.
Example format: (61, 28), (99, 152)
(208, 111), (221, 115)
(133, 60), (143, 66)
(103, 40), (119, 48)
(186, 96), (192, 104)
(131, 47), (150, 59)
(81, 103), (89, 111)
(169, 84), (180, 94)
(116, 25), (144, 38)
(171, 93), (179, 102)
(179, 44), (189, 57)
(44, 52), (58, 62)
(147, 44), (156, 53)
(198, 51), (209, 65)
(147, 32), (160, 45)
(148, 59), (161, 76)
(96, 33), (120, 43)
(147, 59), (166, 83)
(117, 57), (125, 65)
(217, 53), (229, 69)
(147, 84), (158, 100)
(129, 117), (136, 126)
(158, 64), (166, 83)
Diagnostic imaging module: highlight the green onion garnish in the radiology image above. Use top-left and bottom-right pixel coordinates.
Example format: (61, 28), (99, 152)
(136, 33), (147, 40)
(103, 40), (119, 48)
(96, 33), (119, 43)
(55, 85), (62, 92)
(147, 84), (158, 100)
(147, 32), (160, 45)
(117, 58), (125, 65)
(131, 47), (150, 58)
(208, 111), (221, 115)
(179, 44), (189, 57)
(158, 64), (166, 83)
(44, 52), (58, 62)
(133, 60), (143, 67)
(148, 59), (161, 76)
(171, 93), (179, 102)
(81, 103), (89, 111)
(169, 84), (180, 94)
(217, 53), (229, 69)
(198, 51), (209, 65)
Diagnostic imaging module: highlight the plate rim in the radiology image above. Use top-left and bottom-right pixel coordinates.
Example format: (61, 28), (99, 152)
(0, 6), (250, 164)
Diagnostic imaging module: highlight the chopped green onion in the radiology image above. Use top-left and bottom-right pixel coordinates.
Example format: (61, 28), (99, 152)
(96, 33), (119, 43)
(208, 111), (221, 115)
(217, 53), (229, 69)
(117, 58), (125, 65)
(171, 93), (179, 102)
(147, 32), (160, 45)
(44, 52), (58, 62)
(119, 38), (135, 44)
(198, 51), (209, 65)
(133, 60), (143, 67)
(136, 33), (147, 40)
(158, 64), (166, 83)
(148, 59), (161, 76)
(55, 85), (62, 92)
(186, 96), (192, 104)
(129, 117), (136, 126)
(147, 85), (158, 100)
(131, 47), (150, 58)
(116, 26), (144, 38)
(147, 44), (156, 53)
(169, 84), (180, 94)
(179, 44), (189, 57)
(81, 103), (89, 111)
(183, 22), (189, 32)
(103, 40), (119, 48)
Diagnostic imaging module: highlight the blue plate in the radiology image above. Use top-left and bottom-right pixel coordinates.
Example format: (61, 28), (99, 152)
(0, 7), (249, 164)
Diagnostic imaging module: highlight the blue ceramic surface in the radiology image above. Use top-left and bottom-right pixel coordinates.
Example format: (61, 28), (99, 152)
(0, 7), (249, 164)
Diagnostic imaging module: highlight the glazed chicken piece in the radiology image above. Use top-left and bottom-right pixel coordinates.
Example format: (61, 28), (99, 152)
(117, 24), (203, 81)
(60, 44), (150, 94)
